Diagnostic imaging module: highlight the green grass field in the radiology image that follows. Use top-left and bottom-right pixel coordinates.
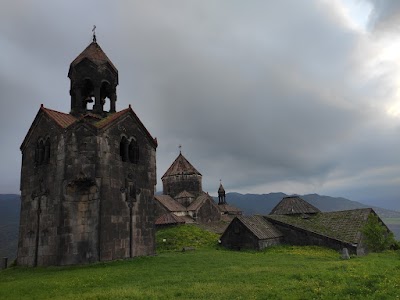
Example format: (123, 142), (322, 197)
(1, 225), (400, 300)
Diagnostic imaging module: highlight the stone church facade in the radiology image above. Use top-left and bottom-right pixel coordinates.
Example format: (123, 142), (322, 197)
(18, 38), (157, 266)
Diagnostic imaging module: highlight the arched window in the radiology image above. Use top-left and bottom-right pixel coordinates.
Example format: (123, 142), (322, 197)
(81, 79), (94, 110)
(129, 139), (139, 164)
(44, 138), (51, 164)
(38, 140), (45, 165)
(120, 137), (129, 162)
(100, 81), (111, 111)
(34, 142), (39, 165)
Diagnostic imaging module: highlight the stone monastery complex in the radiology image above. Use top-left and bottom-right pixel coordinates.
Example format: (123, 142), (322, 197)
(17, 37), (392, 266)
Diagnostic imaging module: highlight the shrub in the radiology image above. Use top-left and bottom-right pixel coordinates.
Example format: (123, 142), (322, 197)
(362, 213), (396, 252)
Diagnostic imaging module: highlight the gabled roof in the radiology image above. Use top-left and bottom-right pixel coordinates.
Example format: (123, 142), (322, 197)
(162, 153), (201, 179)
(154, 195), (186, 212)
(266, 208), (375, 244)
(270, 196), (320, 215)
(69, 42), (117, 75)
(155, 213), (186, 226)
(235, 215), (283, 240)
(94, 106), (157, 148)
(22, 105), (158, 150)
(94, 108), (130, 128)
(175, 190), (194, 199)
(187, 193), (213, 211)
(218, 203), (242, 213)
(21, 105), (77, 150)
(42, 107), (77, 128)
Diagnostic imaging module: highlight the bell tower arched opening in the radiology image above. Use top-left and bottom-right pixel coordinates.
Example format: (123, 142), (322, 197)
(68, 40), (118, 116)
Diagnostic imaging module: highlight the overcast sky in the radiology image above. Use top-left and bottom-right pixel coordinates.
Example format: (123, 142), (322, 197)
(1, 0), (400, 210)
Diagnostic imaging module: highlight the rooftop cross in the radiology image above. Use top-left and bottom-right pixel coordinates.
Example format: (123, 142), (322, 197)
(179, 144), (182, 154)
(92, 25), (97, 43)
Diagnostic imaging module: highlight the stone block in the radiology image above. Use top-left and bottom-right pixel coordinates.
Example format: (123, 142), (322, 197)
(341, 248), (350, 260)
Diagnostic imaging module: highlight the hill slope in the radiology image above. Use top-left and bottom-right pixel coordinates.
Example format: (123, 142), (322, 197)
(0, 194), (20, 261)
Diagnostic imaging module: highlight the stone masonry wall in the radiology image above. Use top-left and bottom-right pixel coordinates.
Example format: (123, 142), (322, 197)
(18, 115), (64, 266)
(163, 174), (202, 198)
(19, 111), (156, 266)
(98, 115), (156, 260)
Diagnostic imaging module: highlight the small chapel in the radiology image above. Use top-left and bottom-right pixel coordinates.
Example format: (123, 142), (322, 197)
(17, 35), (157, 266)
(154, 151), (241, 226)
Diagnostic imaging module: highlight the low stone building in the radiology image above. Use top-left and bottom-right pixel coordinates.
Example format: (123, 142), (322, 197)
(266, 207), (385, 255)
(220, 215), (283, 250)
(221, 196), (392, 255)
(155, 213), (186, 228)
(18, 37), (157, 266)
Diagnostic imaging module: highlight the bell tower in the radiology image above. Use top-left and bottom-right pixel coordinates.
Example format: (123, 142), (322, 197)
(18, 32), (157, 267)
(218, 181), (226, 205)
(68, 34), (118, 116)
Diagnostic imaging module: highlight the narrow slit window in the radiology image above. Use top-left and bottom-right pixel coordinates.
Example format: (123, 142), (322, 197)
(120, 137), (129, 162)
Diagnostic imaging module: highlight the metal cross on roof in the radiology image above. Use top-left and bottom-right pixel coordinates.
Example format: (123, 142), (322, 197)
(92, 25), (97, 43)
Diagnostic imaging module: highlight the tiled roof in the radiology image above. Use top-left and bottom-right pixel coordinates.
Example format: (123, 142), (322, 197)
(187, 193), (212, 211)
(70, 42), (117, 73)
(218, 203), (242, 213)
(155, 213), (186, 226)
(94, 107), (157, 148)
(237, 215), (283, 240)
(154, 195), (186, 212)
(175, 190), (194, 199)
(42, 107), (77, 128)
(81, 113), (103, 120)
(270, 196), (321, 215)
(266, 208), (374, 244)
(94, 108), (130, 128)
(162, 153), (201, 179)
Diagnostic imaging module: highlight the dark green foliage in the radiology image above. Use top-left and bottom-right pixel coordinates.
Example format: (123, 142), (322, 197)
(362, 214), (396, 252)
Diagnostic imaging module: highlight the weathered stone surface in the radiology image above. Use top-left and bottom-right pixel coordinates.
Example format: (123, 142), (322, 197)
(341, 248), (350, 260)
(17, 40), (157, 267)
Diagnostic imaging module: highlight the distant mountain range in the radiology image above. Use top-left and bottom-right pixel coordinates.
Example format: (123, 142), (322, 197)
(1, 192), (399, 261)
(0, 194), (20, 262)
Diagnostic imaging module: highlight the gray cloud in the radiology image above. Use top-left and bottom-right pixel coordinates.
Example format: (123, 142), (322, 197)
(367, 0), (400, 30)
(1, 0), (400, 210)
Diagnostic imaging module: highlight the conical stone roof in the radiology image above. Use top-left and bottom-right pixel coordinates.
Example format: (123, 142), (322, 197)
(69, 41), (118, 75)
(162, 153), (201, 179)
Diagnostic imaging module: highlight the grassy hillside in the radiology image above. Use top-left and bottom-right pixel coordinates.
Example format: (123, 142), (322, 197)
(1, 225), (400, 299)
(156, 224), (219, 251)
